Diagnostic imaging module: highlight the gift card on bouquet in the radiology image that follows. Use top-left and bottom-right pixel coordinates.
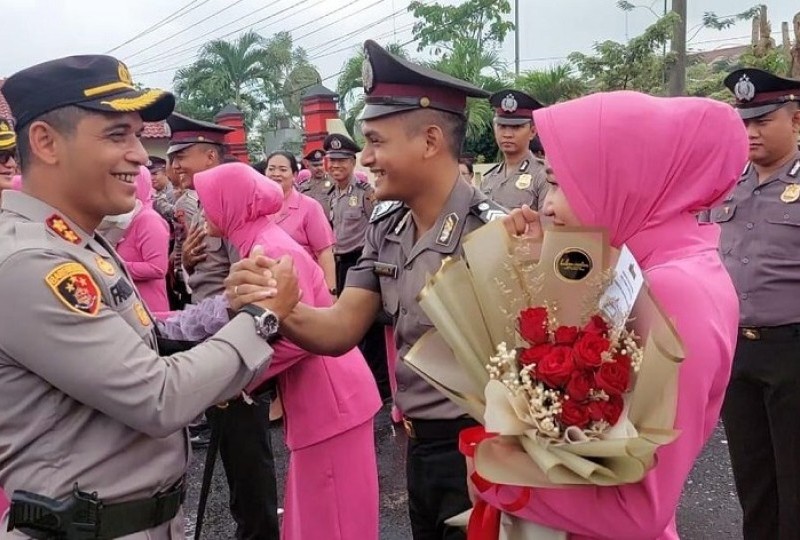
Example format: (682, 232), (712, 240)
(598, 245), (644, 329)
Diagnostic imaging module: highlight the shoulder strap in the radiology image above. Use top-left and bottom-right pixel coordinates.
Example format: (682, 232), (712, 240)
(469, 199), (508, 223)
(370, 200), (404, 223)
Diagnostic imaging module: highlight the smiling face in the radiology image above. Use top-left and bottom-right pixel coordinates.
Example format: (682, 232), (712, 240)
(360, 113), (426, 201)
(328, 156), (355, 183)
(744, 103), (800, 167)
(169, 143), (220, 188)
(266, 153), (295, 194)
(0, 150), (17, 184)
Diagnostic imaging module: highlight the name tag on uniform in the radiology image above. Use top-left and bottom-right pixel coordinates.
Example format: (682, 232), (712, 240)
(374, 262), (398, 279)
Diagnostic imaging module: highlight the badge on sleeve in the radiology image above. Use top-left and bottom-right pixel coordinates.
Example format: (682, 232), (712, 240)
(515, 174), (532, 189)
(45, 262), (101, 316)
(133, 302), (151, 327)
(780, 184), (800, 203)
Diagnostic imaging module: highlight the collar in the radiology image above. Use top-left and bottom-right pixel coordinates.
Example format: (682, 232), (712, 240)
(388, 179), (474, 264)
(2, 191), (96, 248)
(334, 178), (355, 196)
(745, 152), (800, 186)
(286, 188), (302, 209)
(501, 150), (535, 177)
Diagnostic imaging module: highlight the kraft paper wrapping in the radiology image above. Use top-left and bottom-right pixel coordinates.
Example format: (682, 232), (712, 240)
(405, 220), (685, 492)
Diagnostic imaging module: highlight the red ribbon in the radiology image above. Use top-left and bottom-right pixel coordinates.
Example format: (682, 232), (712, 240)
(459, 427), (532, 540)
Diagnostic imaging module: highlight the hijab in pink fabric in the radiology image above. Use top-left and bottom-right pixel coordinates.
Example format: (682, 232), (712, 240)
(193, 162), (283, 257)
(533, 91), (748, 269)
(134, 166), (153, 208)
(10, 175), (21, 191)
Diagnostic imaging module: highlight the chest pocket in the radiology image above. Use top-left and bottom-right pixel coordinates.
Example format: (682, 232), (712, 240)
(710, 204), (736, 223)
(764, 204), (800, 259)
(344, 207), (363, 220)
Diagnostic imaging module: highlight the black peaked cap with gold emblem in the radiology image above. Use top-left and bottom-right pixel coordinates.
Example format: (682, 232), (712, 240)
(323, 133), (360, 159)
(2, 55), (174, 129)
(489, 89), (543, 126)
(0, 118), (16, 151)
(166, 112), (234, 155)
(360, 40), (490, 121)
(147, 155), (167, 171)
(303, 148), (326, 164)
(724, 68), (800, 120)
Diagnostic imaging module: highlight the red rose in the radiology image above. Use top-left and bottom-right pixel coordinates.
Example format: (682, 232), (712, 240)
(573, 333), (610, 369)
(602, 395), (624, 425)
(535, 346), (575, 388)
(554, 326), (580, 345)
(560, 399), (590, 429)
(583, 315), (609, 336)
(565, 370), (593, 402)
(594, 360), (631, 396)
(519, 343), (554, 367)
(587, 401), (605, 422)
(518, 307), (549, 345)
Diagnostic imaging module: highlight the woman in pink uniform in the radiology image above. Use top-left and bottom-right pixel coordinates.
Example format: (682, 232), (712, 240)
(115, 167), (171, 313)
(493, 91), (747, 539)
(263, 151), (337, 295)
(194, 162), (381, 540)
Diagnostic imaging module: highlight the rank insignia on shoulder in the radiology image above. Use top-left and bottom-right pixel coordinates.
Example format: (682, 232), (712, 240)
(470, 200), (508, 223)
(519, 160), (530, 172)
(789, 159), (800, 178)
(436, 212), (459, 246)
(134, 301), (151, 326)
(45, 262), (101, 316)
(95, 255), (116, 277)
(373, 262), (399, 279)
(46, 215), (81, 244)
(370, 200), (403, 223)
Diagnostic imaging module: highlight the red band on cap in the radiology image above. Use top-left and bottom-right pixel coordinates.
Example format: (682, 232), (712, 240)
(368, 82), (467, 113)
(169, 130), (227, 145)
(495, 107), (535, 118)
(741, 89), (799, 105)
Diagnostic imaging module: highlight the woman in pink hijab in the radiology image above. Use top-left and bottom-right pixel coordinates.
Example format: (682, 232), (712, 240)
(491, 91), (748, 539)
(114, 166), (171, 313)
(194, 162), (381, 540)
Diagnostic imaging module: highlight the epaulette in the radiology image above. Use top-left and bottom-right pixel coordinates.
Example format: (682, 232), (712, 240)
(370, 200), (404, 223)
(483, 162), (502, 176)
(788, 159), (800, 178)
(519, 159), (530, 173)
(354, 181), (370, 190)
(470, 199), (508, 223)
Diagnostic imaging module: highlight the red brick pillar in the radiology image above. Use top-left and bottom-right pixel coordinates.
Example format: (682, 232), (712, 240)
(301, 85), (339, 156)
(214, 104), (248, 163)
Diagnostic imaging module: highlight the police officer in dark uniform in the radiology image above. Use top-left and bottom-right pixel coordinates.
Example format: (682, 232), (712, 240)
(298, 148), (334, 210)
(481, 89), (548, 210)
(226, 39), (502, 539)
(710, 68), (800, 539)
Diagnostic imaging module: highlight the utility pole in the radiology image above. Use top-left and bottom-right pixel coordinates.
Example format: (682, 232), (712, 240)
(668, 0), (687, 96)
(514, 0), (520, 76)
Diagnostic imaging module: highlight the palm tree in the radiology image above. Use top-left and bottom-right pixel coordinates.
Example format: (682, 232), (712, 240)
(513, 65), (587, 106)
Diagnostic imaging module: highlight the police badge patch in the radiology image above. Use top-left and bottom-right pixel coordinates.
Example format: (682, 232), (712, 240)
(734, 74), (756, 102)
(45, 262), (101, 316)
(362, 49), (374, 93)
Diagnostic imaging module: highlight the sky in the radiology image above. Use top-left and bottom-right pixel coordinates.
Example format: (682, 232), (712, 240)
(0, 0), (795, 94)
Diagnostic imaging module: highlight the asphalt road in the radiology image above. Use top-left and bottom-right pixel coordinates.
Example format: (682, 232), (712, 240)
(183, 406), (743, 539)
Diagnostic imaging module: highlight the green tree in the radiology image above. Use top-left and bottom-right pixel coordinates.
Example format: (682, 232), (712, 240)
(409, 0), (514, 55)
(513, 65), (587, 105)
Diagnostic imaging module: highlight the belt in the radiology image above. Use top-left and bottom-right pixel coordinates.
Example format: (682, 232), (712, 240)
(9, 480), (185, 539)
(739, 323), (800, 341)
(403, 417), (480, 440)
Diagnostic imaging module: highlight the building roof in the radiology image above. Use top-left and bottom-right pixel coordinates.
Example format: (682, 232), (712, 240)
(302, 84), (338, 99)
(0, 78), (169, 139)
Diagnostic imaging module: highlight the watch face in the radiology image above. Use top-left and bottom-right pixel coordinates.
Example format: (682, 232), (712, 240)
(255, 312), (279, 339)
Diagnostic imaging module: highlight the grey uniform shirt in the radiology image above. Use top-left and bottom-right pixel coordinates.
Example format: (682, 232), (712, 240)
(0, 192), (271, 539)
(481, 151), (548, 211)
(711, 153), (800, 327)
(153, 184), (176, 222)
(172, 189), (199, 269)
(298, 175), (334, 213)
(346, 180), (504, 419)
(185, 211), (240, 304)
(330, 178), (375, 255)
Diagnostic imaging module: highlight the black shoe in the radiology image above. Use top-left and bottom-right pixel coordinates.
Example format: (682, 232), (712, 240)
(189, 425), (211, 449)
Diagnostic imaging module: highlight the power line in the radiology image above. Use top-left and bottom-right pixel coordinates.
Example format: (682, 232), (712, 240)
(309, 23), (415, 60)
(129, 0), (320, 69)
(123, 0), (254, 62)
(106, 0), (210, 54)
(306, 8), (413, 57)
(288, 0), (386, 43)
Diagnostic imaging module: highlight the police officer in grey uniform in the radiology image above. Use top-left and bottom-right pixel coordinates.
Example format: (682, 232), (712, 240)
(227, 40), (501, 539)
(298, 148), (334, 210)
(481, 89), (548, 210)
(0, 54), (294, 539)
(710, 68), (800, 539)
(167, 113), (281, 539)
(325, 132), (375, 293)
(148, 155), (176, 222)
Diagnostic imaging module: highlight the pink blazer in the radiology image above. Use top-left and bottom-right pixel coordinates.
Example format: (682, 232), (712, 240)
(247, 222), (380, 450)
(272, 189), (335, 258)
(116, 208), (171, 313)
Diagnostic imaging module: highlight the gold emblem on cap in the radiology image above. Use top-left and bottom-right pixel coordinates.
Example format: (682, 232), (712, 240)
(516, 173), (532, 189)
(118, 62), (133, 86)
(419, 97), (431, 108)
(0, 121), (9, 132)
(331, 138), (342, 150)
(781, 184), (800, 203)
(349, 195), (358, 207)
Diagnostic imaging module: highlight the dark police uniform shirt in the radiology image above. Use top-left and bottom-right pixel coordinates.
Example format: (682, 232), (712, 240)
(481, 150), (548, 211)
(329, 178), (375, 255)
(298, 175), (334, 214)
(711, 152), (800, 327)
(346, 180), (504, 419)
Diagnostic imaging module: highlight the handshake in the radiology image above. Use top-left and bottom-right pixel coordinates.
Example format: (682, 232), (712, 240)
(224, 246), (301, 321)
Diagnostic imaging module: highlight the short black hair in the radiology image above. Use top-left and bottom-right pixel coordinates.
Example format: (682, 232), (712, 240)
(266, 150), (299, 174)
(16, 105), (89, 171)
(252, 160), (268, 174)
(404, 109), (466, 158)
(197, 142), (225, 162)
(458, 158), (473, 174)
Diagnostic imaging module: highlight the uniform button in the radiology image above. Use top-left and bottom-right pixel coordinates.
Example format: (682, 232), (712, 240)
(398, 385), (407, 392)
(741, 293), (749, 300)
(784, 213), (790, 220)
(400, 307), (407, 315)
(742, 257), (749, 264)
(746, 222), (754, 230)
(753, 189), (760, 195)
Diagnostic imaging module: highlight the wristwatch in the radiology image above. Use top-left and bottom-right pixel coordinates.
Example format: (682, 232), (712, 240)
(238, 304), (280, 341)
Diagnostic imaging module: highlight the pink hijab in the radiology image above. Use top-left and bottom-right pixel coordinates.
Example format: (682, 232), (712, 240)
(134, 166), (153, 208)
(193, 162), (283, 257)
(534, 91), (748, 269)
(10, 175), (21, 191)
(296, 169), (311, 184)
